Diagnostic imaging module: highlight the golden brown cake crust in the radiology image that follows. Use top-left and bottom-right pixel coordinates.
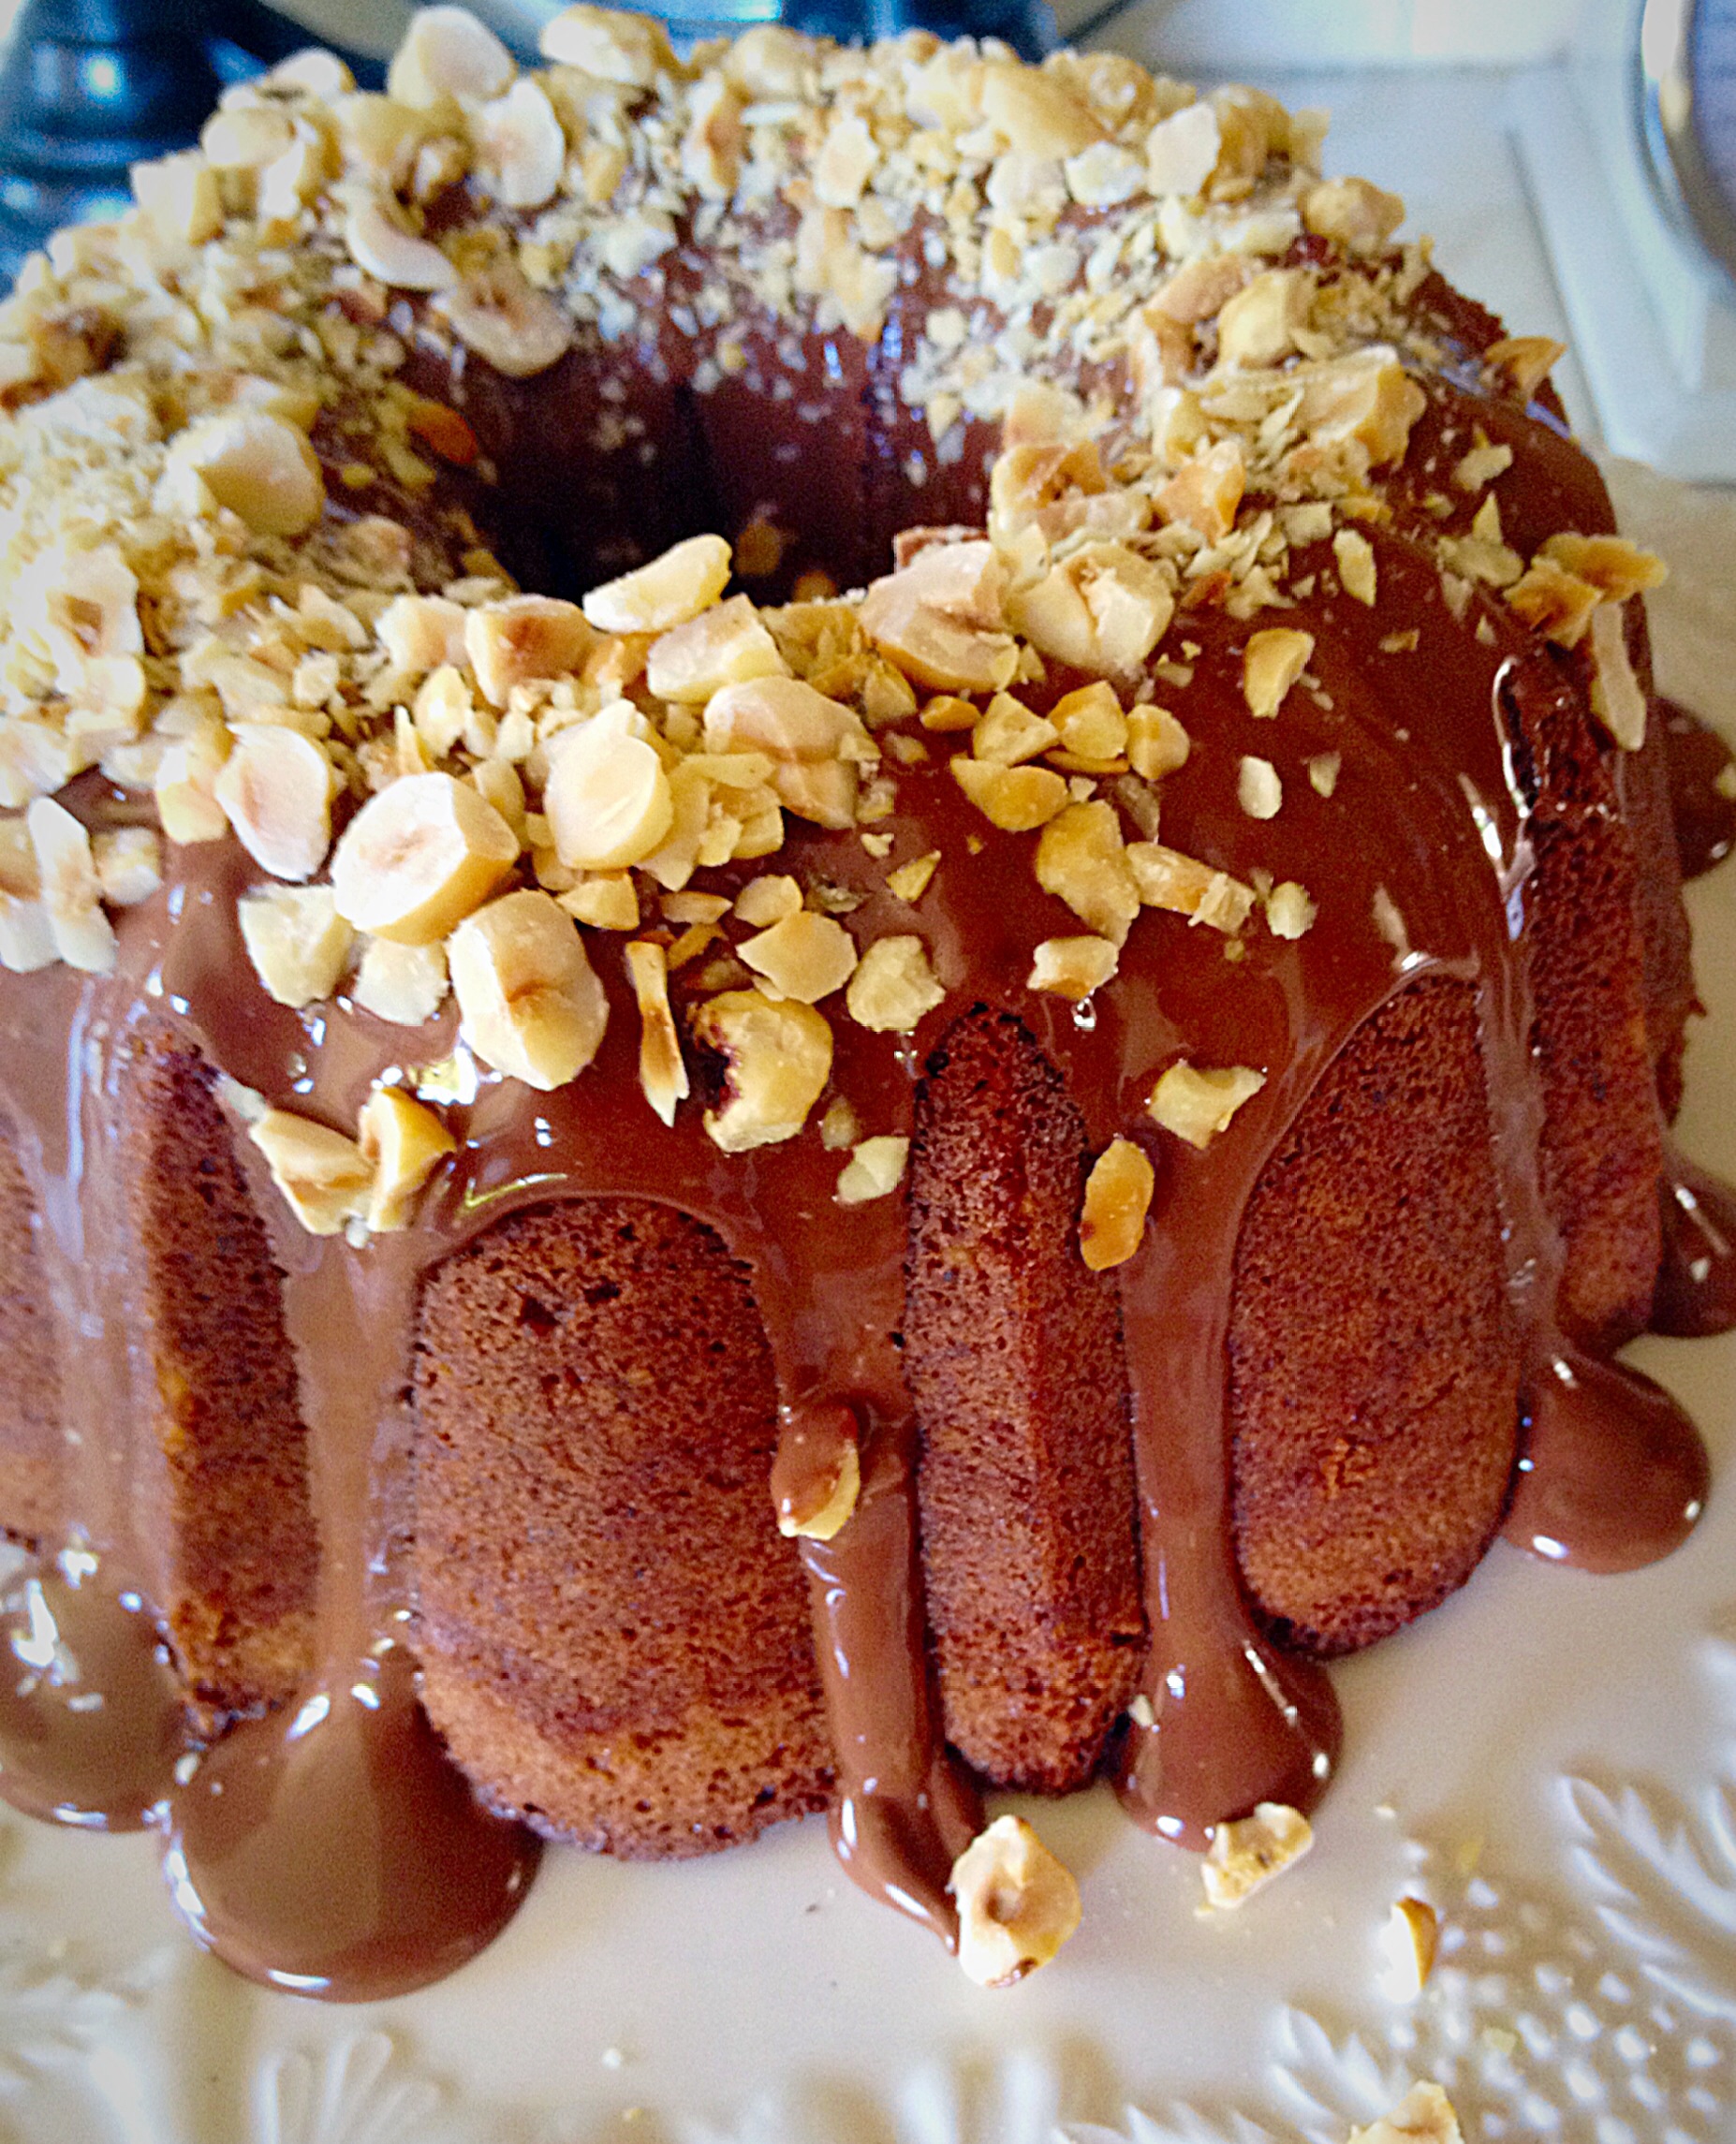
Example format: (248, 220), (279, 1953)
(906, 1006), (1146, 1790)
(121, 1028), (317, 1723)
(1228, 977), (1522, 1655)
(412, 1196), (832, 1856)
(0, 1115), (62, 1544)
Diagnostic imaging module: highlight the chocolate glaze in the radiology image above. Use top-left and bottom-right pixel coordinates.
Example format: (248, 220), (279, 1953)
(0, 1549), (184, 1829)
(163, 1644), (539, 1999)
(1660, 698), (1736, 882)
(0, 252), (1721, 1991)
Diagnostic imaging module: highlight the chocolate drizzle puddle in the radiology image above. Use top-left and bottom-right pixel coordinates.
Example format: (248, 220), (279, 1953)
(0, 1549), (184, 1829)
(0, 346), (1722, 1991)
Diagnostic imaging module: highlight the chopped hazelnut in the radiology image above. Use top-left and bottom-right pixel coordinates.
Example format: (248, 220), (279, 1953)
(949, 1814), (1081, 1987)
(1243, 627), (1315, 719)
(352, 937), (449, 1026)
(93, 827), (162, 908)
(835, 1134), (910, 1205)
(544, 712), (673, 872)
(358, 1085), (455, 1231)
(1148, 1060), (1266, 1147)
(213, 726), (335, 884)
(703, 676), (873, 830)
(1051, 682), (1128, 761)
(1302, 175), (1405, 255)
(331, 773), (519, 946)
(249, 1107), (373, 1236)
(691, 990), (831, 1151)
(1201, 1801), (1313, 1908)
(885, 850), (940, 903)
(1035, 800), (1141, 944)
(239, 885), (352, 1007)
(1155, 439), (1246, 543)
(1265, 881), (1316, 939)
(625, 938), (689, 1126)
(1538, 532), (1667, 603)
(26, 797), (114, 974)
(1307, 751), (1341, 799)
(950, 756), (1069, 832)
(1347, 2083), (1463, 2144)
(583, 536), (732, 636)
(466, 596), (594, 707)
(846, 933), (945, 1033)
(1127, 843), (1255, 933)
(1126, 706), (1191, 781)
(1027, 933), (1119, 999)
(734, 874), (803, 928)
(1333, 527), (1378, 607)
(1384, 1895), (1440, 1999)
(1588, 601), (1646, 750)
(1008, 542), (1174, 677)
(647, 595), (786, 704)
(1238, 756), (1282, 819)
(449, 890), (609, 1092)
(559, 874), (640, 932)
(1080, 1137), (1155, 1270)
(1485, 335), (1567, 402)
(972, 692), (1060, 767)
(739, 910), (857, 1004)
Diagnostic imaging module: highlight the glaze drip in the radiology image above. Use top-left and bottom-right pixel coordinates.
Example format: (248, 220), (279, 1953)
(1654, 1150), (1736, 1338)
(1660, 699), (1736, 882)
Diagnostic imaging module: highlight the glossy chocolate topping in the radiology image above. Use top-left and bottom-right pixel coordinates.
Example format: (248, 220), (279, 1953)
(1660, 698), (1736, 882)
(0, 273), (1725, 1997)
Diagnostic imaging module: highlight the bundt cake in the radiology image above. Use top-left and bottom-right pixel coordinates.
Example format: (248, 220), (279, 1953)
(0, 2), (1725, 1998)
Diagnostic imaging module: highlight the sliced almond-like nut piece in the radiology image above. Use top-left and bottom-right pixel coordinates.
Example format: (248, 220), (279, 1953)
(214, 726), (334, 883)
(1008, 543), (1173, 677)
(1485, 335), (1567, 402)
(857, 584), (1020, 695)
(93, 826), (163, 907)
(979, 63), (1101, 161)
(703, 676), (871, 830)
(477, 77), (565, 213)
(1333, 527), (1378, 606)
(539, 4), (673, 86)
(1149, 1060), (1266, 1148)
(1128, 844), (1258, 935)
(647, 595), (786, 704)
(1126, 706), (1191, 781)
(359, 1085), (455, 1231)
(434, 261), (572, 378)
(249, 1107), (374, 1236)
(1146, 99), (1219, 196)
(734, 874), (802, 928)
(1296, 348), (1426, 469)
(691, 989), (831, 1152)
(773, 1405), (861, 1540)
(846, 933), (944, 1033)
(1539, 532), (1667, 602)
(466, 596), (594, 707)
(1383, 1896), (1440, 1999)
(1588, 600), (1647, 751)
(835, 1133), (909, 1206)
(949, 1814), (1081, 1988)
(389, 5), (514, 105)
(353, 935), (449, 1025)
(1238, 756), (1282, 820)
(973, 692), (1060, 767)
(1302, 175), (1405, 255)
(154, 727), (231, 845)
(1035, 801), (1141, 946)
(919, 695), (984, 733)
(133, 149), (223, 250)
(1307, 751), (1341, 798)
(1347, 2084), (1463, 2144)
(1080, 1136), (1155, 1270)
(331, 772), (519, 945)
(239, 885), (352, 1006)
(624, 938), (689, 1126)
(739, 909), (857, 1005)
(344, 198), (455, 291)
(560, 872), (639, 932)
(1051, 682), (1128, 762)
(161, 411), (325, 536)
(885, 850), (939, 903)
(1243, 627), (1314, 719)
(544, 716), (673, 871)
(1201, 1801), (1313, 1909)
(1028, 934), (1118, 999)
(379, 594), (468, 676)
(449, 888), (608, 1091)
(1505, 557), (1601, 648)
(950, 756), (1068, 832)
(26, 797), (115, 973)
(202, 104), (295, 171)
(1216, 268), (1311, 369)
(583, 536), (731, 637)
(1266, 881), (1317, 939)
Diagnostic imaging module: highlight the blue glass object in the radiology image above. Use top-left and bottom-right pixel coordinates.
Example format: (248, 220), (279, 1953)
(0, 0), (384, 284)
